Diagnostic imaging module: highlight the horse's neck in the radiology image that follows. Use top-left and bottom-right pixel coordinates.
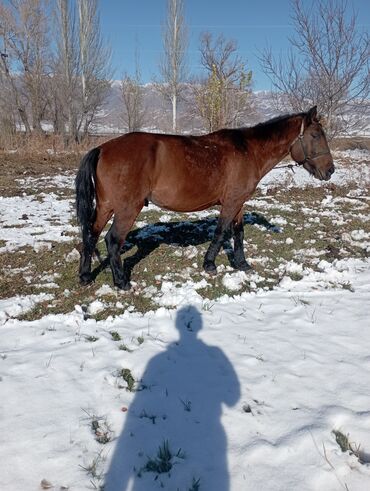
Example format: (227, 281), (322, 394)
(252, 115), (304, 178)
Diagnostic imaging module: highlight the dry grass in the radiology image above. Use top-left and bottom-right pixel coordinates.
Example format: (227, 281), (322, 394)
(331, 136), (370, 152)
(0, 153), (78, 197)
(0, 133), (116, 197)
(0, 132), (111, 155)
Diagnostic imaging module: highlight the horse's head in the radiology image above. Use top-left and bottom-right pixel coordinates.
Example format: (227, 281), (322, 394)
(290, 106), (335, 181)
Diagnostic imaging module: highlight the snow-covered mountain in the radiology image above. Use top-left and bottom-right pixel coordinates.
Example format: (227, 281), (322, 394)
(93, 83), (281, 134)
(94, 82), (370, 136)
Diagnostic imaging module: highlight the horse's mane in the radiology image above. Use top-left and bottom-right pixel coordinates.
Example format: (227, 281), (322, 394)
(246, 111), (305, 131)
(209, 111), (305, 137)
(240, 111), (306, 141)
(204, 111), (306, 150)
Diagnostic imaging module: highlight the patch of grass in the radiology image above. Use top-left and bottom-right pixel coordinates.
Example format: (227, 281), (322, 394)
(332, 429), (370, 465)
(198, 273), (249, 300)
(341, 281), (354, 292)
(140, 409), (157, 424)
(79, 449), (106, 489)
(82, 408), (114, 445)
(180, 398), (192, 412)
(292, 296), (310, 306)
(289, 272), (304, 281)
(118, 343), (133, 352)
(91, 417), (113, 445)
(137, 335), (144, 345)
(2, 223), (30, 229)
(18, 300), (54, 322)
(333, 429), (351, 453)
(85, 335), (99, 343)
(119, 368), (136, 392)
(138, 440), (185, 477)
(110, 331), (121, 341)
(188, 477), (201, 491)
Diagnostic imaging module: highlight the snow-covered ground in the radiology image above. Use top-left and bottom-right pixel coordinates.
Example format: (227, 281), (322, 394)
(0, 150), (369, 491)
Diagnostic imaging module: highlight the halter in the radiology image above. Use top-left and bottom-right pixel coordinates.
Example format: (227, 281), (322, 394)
(289, 119), (331, 165)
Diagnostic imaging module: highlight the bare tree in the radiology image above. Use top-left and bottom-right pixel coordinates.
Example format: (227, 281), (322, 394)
(0, 47), (31, 135)
(0, 0), (113, 145)
(0, 0), (51, 134)
(159, 0), (188, 133)
(193, 33), (252, 132)
(0, 52), (17, 146)
(260, 0), (370, 137)
(120, 62), (147, 133)
(77, 0), (112, 138)
(51, 0), (80, 142)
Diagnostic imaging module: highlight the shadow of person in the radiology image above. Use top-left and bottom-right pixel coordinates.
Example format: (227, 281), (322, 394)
(104, 305), (240, 491)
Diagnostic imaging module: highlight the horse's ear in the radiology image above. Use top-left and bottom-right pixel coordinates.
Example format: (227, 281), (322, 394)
(306, 106), (318, 124)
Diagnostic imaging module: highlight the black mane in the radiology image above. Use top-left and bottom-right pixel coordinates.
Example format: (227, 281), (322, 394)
(248, 111), (305, 130)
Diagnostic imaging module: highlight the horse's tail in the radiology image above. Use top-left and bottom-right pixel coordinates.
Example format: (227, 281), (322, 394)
(75, 147), (101, 239)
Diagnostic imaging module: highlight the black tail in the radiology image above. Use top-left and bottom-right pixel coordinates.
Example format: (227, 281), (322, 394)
(75, 147), (100, 239)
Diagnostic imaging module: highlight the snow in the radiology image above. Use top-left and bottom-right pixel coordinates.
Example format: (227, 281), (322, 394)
(0, 293), (54, 325)
(0, 149), (370, 491)
(258, 149), (370, 192)
(1, 268), (370, 491)
(0, 192), (77, 252)
(155, 279), (208, 307)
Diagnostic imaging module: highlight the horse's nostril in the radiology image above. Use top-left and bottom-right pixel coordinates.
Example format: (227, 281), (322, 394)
(326, 165), (335, 180)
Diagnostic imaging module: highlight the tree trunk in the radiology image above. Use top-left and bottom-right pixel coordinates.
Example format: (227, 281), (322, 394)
(172, 92), (177, 133)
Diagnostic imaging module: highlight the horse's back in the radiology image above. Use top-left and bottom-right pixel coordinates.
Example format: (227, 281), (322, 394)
(99, 132), (158, 169)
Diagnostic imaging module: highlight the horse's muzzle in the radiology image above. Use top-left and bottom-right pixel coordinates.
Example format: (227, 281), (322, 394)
(324, 164), (335, 181)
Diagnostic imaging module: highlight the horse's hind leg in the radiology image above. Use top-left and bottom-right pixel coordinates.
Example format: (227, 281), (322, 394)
(105, 206), (142, 290)
(79, 206), (112, 285)
(203, 214), (233, 274)
(232, 209), (250, 271)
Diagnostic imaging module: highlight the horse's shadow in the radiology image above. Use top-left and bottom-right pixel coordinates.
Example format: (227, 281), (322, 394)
(91, 211), (280, 283)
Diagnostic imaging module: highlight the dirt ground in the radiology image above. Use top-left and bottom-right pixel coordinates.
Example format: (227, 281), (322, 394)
(0, 153), (80, 197)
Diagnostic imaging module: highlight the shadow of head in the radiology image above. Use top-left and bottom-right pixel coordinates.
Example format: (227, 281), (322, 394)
(175, 305), (203, 335)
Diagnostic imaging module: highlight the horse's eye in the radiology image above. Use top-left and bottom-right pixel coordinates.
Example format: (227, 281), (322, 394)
(312, 133), (320, 139)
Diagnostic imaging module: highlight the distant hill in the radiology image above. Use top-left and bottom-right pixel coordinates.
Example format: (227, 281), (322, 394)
(92, 82), (370, 136)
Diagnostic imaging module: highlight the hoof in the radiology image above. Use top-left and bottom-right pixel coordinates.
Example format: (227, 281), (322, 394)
(115, 280), (131, 291)
(235, 261), (252, 272)
(80, 273), (93, 286)
(203, 261), (217, 275)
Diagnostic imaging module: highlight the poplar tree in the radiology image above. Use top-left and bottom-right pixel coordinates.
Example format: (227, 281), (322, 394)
(159, 0), (188, 133)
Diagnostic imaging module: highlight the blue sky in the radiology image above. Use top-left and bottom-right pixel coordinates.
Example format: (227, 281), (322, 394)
(100, 0), (370, 90)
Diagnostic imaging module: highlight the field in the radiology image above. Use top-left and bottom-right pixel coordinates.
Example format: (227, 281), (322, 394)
(0, 147), (370, 490)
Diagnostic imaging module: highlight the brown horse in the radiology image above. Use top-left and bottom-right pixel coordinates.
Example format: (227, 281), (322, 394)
(75, 106), (334, 290)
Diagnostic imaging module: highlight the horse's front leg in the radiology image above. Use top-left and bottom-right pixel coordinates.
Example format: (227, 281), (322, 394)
(232, 208), (251, 271)
(203, 214), (233, 274)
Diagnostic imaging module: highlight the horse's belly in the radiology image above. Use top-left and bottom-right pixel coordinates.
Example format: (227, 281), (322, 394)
(148, 190), (220, 213)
